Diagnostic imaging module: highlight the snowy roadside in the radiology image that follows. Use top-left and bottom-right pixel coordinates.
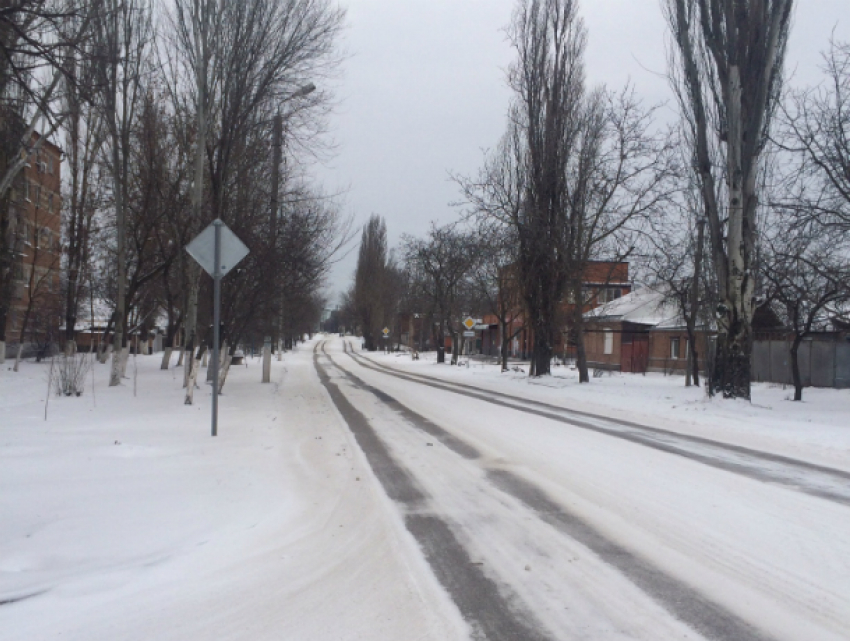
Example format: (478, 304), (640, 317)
(358, 345), (850, 472)
(0, 342), (466, 641)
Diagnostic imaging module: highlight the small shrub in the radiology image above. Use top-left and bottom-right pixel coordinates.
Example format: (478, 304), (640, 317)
(53, 353), (92, 397)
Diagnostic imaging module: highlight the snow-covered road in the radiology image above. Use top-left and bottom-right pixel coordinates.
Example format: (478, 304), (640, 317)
(316, 338), (850, 641)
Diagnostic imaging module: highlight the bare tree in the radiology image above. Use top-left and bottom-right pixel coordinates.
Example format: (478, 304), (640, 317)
(0, 0), (103, 200)
(468, 220), (524, 371)
(61, 45), (106, 353)
(458, 0), (674, 380)
(402, 223), (479, 365)
(760, 216), (849, 401)
(353, 215), (390, 351)
(774, 39), (850, 234)
(644, 139), (711, 387)
(91, 0), (154, 386)
(168, 0), (344, 399)
(501, 0), (586, 377)
(664, 0), (794, 399)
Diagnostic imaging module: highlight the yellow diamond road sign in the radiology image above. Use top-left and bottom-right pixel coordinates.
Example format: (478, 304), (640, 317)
(382, 327), (390, 336)
(463, 317), (475, 330)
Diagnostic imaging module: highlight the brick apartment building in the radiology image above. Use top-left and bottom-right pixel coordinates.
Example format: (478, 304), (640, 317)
(3, 134), (63, 357)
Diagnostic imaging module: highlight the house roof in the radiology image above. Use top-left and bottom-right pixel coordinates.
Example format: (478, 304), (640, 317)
(585, 287), (681, 327)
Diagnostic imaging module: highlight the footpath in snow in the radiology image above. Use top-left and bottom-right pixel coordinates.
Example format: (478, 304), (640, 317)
(0, 342), (466, 641)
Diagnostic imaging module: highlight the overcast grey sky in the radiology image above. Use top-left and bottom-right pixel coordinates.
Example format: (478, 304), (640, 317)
(317, 0), (848, 305)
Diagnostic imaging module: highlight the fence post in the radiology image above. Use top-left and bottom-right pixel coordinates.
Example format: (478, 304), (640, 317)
(834, 340), (838, 389)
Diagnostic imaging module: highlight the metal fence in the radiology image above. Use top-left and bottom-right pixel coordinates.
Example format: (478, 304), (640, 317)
(752, 339), (850, 389)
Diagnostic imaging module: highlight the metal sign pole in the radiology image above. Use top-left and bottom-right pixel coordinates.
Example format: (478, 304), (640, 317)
(185, 218), (249, 438)
(212, 220), (222, 437)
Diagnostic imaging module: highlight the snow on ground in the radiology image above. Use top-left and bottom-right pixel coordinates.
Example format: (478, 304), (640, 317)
(364, 346), (850, 472)
(3, 337), (848, 640)
(0, 342), (467, 641)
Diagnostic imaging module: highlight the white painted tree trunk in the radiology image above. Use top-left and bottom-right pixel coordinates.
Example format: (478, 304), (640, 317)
(184, 349), (205, 405)
(119, 345), (131, 378)
(176, 348), (184, 367)
(109, 346), (123, 385)
(182, 276), (200, 389)
(218, 352), (233, 393)
(13, 343), (24, 372)
(202, 350), (209, 367)
(262, 343), (271, 383)
(160, 347), (173, 370)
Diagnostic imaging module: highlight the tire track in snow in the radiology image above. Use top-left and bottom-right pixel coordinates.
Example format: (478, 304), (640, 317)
(312, 343), (554, 641)
(343, 344), (850, 507)
(326, 344), (775, 641)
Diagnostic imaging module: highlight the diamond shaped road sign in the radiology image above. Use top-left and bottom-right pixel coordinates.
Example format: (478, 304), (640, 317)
(463, 316), (475, 330)
(185, 219), (249, 278)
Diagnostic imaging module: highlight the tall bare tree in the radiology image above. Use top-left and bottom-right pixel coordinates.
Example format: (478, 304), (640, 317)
(502, 0), (586, 377)
(664, 0), (794, 399)
(61, 42), (106, 353)
(461, 1), (673, 379)
(353, 215), (390, 351)
(91, 0), (154, 386)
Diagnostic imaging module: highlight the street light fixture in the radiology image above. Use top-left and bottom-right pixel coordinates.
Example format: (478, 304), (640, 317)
(270, 82), (316, 359)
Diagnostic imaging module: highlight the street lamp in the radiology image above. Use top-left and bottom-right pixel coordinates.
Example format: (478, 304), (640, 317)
(270, 82), (316, 358)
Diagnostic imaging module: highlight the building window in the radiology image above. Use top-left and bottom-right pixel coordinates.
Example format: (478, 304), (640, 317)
(39, 227), (52, 250)
(598, 287), (624, 304)
(670, 337), (681, 359)
(604, 329), (613, 355)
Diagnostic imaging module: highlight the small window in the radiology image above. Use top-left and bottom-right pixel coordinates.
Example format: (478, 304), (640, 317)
(670, 337), (681, 359)
(604, 329), (614, 355)
(39, 227), (52, 250)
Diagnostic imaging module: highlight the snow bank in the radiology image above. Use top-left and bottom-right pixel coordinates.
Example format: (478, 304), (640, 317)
(0, 345), (465, 640)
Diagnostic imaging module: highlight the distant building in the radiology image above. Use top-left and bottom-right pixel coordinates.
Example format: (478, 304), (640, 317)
(478, 261), (633, 359)
(583, 287), (712, 375)
(3, 134), (63, 357)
